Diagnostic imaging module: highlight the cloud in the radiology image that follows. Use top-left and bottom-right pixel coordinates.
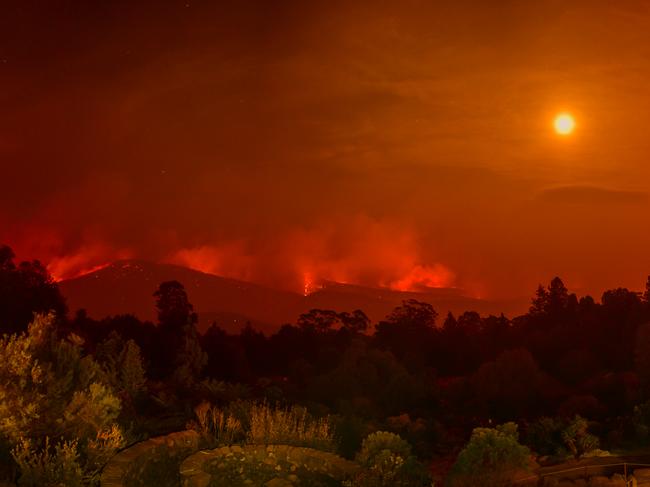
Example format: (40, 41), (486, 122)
(536, 185), (648, 205)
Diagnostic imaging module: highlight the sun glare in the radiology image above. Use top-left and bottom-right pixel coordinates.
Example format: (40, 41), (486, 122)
(554, 113), (575, 135)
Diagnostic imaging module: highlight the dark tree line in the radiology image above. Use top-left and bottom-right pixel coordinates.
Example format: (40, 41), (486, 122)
(4, 243), (650, 456)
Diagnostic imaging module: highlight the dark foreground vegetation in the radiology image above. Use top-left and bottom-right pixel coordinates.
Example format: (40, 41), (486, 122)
(3, 244), (650, 485)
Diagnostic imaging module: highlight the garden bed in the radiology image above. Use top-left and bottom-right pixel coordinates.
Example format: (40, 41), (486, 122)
(180, 444), (360, 487)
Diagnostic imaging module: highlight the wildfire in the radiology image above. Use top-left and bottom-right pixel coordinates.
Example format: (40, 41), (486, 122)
(45, 245), (131, 281)
(303, 272), (317, 296)
(48, 262), (112, 282)
(388, 264), (455, 292)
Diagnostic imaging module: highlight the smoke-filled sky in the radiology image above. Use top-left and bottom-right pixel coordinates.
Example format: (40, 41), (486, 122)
(2, 0), (650, 299)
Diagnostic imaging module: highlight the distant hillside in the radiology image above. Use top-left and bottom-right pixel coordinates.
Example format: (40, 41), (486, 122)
(59, 260), (530, 334)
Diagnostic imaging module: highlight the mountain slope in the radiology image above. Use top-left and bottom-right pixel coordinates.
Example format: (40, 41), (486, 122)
(59, 260), (302, 333)
(59, 260), (530, 333)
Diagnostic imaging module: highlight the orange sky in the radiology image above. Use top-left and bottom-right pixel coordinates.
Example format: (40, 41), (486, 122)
(2, 1), (650, 299)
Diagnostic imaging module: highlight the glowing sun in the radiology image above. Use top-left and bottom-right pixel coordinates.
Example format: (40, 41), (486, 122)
(554, 113), (576, 135)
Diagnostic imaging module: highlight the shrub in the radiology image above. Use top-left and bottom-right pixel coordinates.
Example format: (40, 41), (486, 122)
(632, 401), (650, 440)
(526, 417), (566, 457)
(562, 415), (600, 459)
(11, 437), (83, 487)
(204, 446), (351, 487)
(447, 422), (530, 487)
(350, 432), (431, 487)
(192, 401), (243, 446)
(84, 424), (126, 479)
(334, 415), (367, 459)
(197, 378), (251, 404)
(356, 431), (412, 467)
(0, 314), (124, 483)
(247, 402), (335, 451)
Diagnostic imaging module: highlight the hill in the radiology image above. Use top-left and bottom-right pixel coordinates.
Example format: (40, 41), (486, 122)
(59, 260), (529, 333)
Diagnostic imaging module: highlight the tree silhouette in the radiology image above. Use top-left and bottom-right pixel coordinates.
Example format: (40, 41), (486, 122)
(530, 276), (574, 317)
(151, 281), (205, 382)
(0, 245), (67, 334)
(154, 280), (197, 333)
(375, 300), (438, 372)
(297, 308), (369, 334)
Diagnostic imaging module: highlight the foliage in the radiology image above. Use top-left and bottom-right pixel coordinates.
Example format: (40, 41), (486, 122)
(95, 330), (147, 399)
(192, 401), (243, 446)
(472, 348), (543, 420)
(11, 437), (83, 487)
(0, 245), (67, 335)
(308, 342), (429, 415)
(525, 415), (600, 460)
(635, 322), (650, 398)
(171, 322), (208, 386)
(247, 402), (335, 451)
(356, 431), (411, 466)
(525, 417), (566, 457)
(561, 415), (600, 459)
(0, 314), (124, 483)
(349, 432), (430, 487)
(63, 383), (122, 439)
(83, 424), (126, 481)
(152, 281), (207, 384)
(632, 400), (650, 440)
(447, 423), (530, 487)
(530, 277), (573, 317)
(298, 309), (370, 334)
(120, 340), (147, 397)
(334, 415), (367, 459)
(204, 446), (349, 487)
(197, 378), (251, 404)
(154, 280), (198, 332)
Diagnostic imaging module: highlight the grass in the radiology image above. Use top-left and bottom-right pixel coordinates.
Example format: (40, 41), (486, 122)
(247, 402), (335, 451)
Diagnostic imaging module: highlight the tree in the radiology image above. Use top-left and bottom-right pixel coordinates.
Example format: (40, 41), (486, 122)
(297, 309), (370, 334)
(644, 275), (650, 305)
(447, 423), (530, 487)
(0, 245), (67, 335)
(152, 281), (206, 383)
(339, 310), (370, 334)
(472, 349), (543, 420)
(0, 314), (124, 484)
(384, 299), (438, 329)
(525, 416), (564, 457)
(351, 431), (431, 487)
(374, 300), (438, 371)
(154, 280), (197, 333)
(635, 322), (650, 398)
(530, 277), (573, 317)
(297, 309), (339, 333)
(96, 334), (146, 400)
(561, 415), (599, 459)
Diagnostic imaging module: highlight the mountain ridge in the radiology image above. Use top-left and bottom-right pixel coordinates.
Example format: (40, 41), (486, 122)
(59, 259), (530, 334)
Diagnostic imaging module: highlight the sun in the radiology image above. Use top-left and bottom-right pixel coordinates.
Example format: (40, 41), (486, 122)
(554, 113), (576, 135)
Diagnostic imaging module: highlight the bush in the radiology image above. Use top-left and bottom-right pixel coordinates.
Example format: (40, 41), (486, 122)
(562, 415), (600, 459)
(204, 446), (351, 487)
(526, 417), (566, 457)
(247, 402), (335, 451)
(0, 314), (124, 483)
(350, 432), (431, 487)
(356, 431), (412, 466)
(447, 422), (530, 487)
(633, 401), (650, 440)
(191, 401), (243, 446)
(11, 437), (83, 487)
(334, 415), (366, 459)
(197, 378), (251, 404)
(525, 415), (601, 460)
